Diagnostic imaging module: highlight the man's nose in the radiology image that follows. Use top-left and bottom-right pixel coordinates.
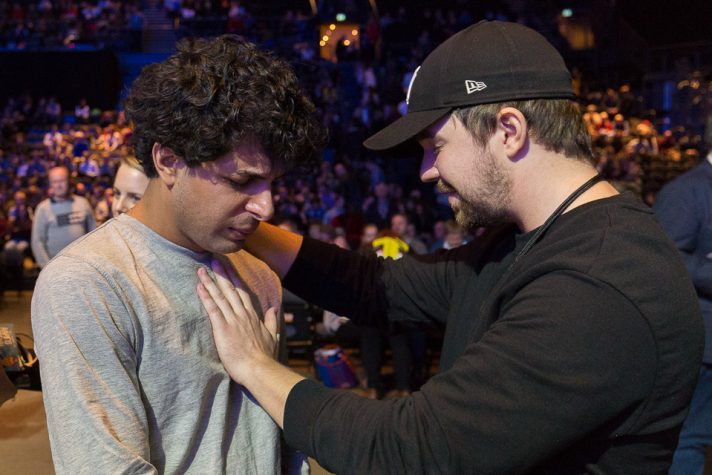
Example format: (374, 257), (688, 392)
(419, 151), (439, 183)
(245, 188), (274, 221)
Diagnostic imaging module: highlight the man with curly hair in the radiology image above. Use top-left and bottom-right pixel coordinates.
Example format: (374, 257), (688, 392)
(31, 35), (322, 474)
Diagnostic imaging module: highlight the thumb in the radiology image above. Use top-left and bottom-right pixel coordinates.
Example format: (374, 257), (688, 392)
(264, 307), (280, 358)
(264, 307), (279, 340)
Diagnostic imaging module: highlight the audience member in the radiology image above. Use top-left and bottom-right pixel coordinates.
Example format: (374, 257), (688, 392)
(93, 187), (113, 224)
(4, 190), (32, 255)
(442, 219), (468, 250)
(654, 143), (712, 475)
(30, 165), (95, 268)
(111, 155), (149, 216)
(390, 213), (427, 254)
(74, 99), (90, 124)
(356, 225), (413, 399)
(362, 182), (398, 229)
(31, 34), (321, 473)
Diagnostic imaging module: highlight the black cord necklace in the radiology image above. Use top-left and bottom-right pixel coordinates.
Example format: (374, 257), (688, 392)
(514, 174), (604, 264)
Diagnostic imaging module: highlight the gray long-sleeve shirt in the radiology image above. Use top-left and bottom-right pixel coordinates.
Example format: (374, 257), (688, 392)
(32, 214), (285, 474)
(31, 194), (96, 267)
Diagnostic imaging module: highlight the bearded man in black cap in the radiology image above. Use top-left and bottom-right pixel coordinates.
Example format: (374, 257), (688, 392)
(195, 21), (703, 474)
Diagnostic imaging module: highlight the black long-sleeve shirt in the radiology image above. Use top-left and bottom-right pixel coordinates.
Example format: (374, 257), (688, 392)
(282, 193), (703, 474)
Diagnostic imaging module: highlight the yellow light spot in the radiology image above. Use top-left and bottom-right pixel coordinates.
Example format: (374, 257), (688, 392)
(343, 39), (351, 46)
(329, 24), (336, 30)
(319, 40), (326, 46)
(352, 29), (358, 36)
(323, 35), (329, 41)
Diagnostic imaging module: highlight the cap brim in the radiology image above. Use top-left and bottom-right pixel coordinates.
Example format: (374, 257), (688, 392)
(363, 108), (451, 151)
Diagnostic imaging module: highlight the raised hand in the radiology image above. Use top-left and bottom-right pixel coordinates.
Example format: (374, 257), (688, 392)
(197, 257), (279, 385)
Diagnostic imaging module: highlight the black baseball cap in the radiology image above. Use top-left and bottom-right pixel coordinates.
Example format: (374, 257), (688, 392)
(364, 20), (575, 151)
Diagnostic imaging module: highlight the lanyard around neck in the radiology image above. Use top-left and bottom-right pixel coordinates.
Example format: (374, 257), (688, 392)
(514, 174), (603, 264)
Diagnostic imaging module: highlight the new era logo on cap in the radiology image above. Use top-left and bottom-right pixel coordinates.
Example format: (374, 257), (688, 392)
(465, 80), (487, 94)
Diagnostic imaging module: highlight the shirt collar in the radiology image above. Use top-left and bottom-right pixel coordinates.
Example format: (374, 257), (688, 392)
(50, 195), (75, 203)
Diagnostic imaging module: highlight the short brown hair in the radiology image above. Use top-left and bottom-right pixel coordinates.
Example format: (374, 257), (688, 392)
(452, 99), (594, 164)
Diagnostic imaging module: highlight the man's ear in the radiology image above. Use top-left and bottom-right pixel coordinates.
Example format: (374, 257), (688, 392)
(496, 107), (529, 160)
(152, 143), (181, 187)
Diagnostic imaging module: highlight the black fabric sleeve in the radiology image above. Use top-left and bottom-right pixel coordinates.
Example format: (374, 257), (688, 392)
(283, 236), (472, 326)
(283, 270), (658, 474)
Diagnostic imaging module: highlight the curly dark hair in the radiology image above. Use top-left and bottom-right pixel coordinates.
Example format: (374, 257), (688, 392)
(124, 35), (324, 178)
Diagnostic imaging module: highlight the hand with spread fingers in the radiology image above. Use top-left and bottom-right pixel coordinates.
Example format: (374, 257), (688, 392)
(197, 257), (279, 385)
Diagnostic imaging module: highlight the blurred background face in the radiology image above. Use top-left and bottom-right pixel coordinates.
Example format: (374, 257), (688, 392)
(445, 231), (465, 249)
(48, 167), (69, 199)
(14, 191), (26, 205)
(374, 182), (389, 199)
(112, 163), (149, 216)
(390, 214), (408, 237)
(361, 224), (378, 246)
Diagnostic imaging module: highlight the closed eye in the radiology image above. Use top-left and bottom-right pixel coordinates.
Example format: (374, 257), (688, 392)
(222, 176), (250, 189)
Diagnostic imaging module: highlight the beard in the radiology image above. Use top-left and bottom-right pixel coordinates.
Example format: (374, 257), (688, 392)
(438, 149), (512, 229)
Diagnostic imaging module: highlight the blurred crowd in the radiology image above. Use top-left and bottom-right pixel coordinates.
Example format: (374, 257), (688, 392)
(0, 96), (132, 264)
(0, 0), (145, 49)
(0, 1), (709, 269)
(582, 86), (704, 205)
(0, 85), (705, 274)
(168, 0), (255, 37)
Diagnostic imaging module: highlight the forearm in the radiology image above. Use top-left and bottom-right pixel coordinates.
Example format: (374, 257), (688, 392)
(282, 236), (389, 323)
(283, 273), (659, 474)
(242, 355), (305, 428)
(284, 237), (460, 326)
(244, 222), (303, 279)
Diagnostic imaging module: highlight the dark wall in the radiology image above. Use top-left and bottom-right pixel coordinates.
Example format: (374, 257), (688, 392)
(0, 50), (121, 111)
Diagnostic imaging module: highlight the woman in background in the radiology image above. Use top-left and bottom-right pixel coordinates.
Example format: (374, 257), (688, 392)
(111, 155), (149, 216)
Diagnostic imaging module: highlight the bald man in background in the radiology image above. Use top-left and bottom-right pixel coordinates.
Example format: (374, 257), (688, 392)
(31, 166), (95, 267)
